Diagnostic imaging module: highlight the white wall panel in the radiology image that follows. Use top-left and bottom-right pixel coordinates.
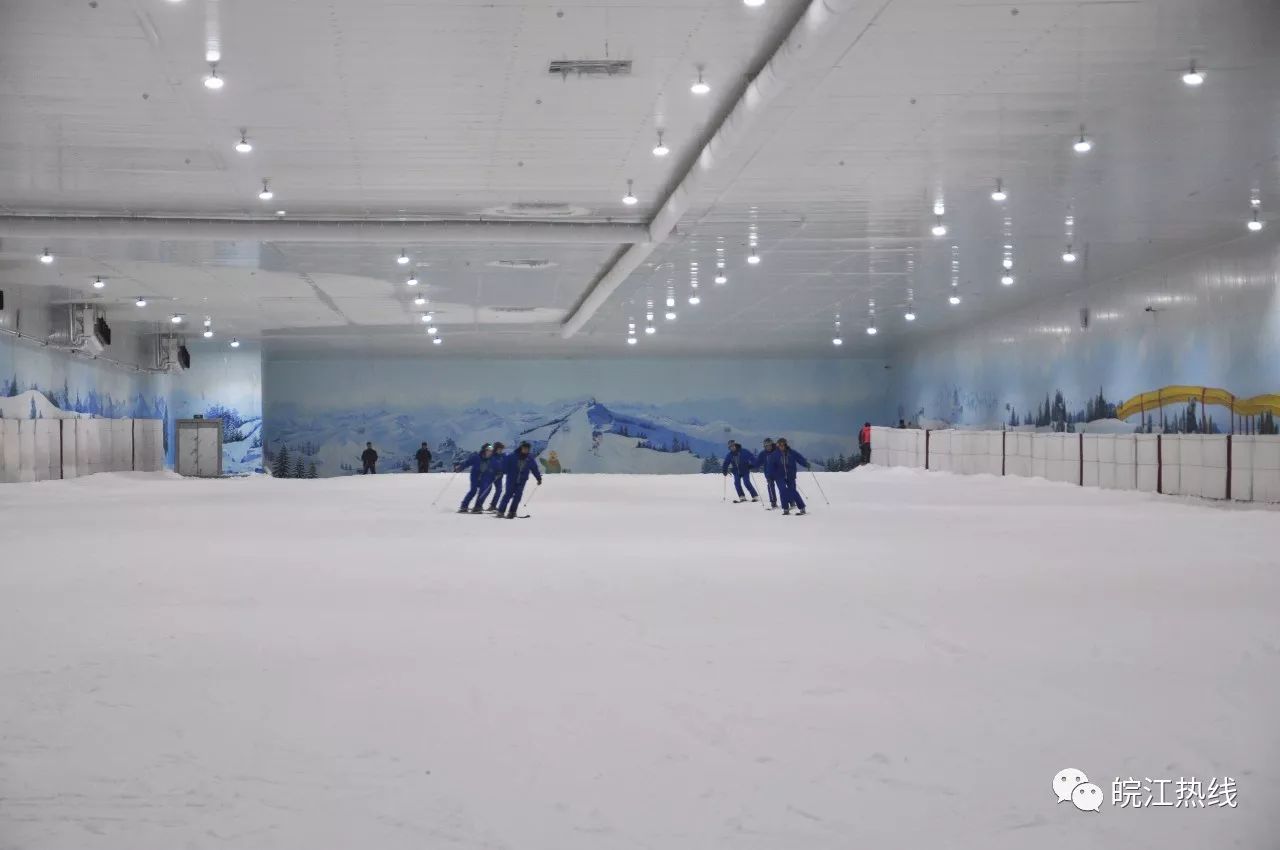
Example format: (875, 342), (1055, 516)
(17, 419), (37, 483)
(0, 419), (18, 483)
(34, 418), (59, 481)
(1248, 435), (1280, 502)
(61, 420), (77, 479)
(112, 419), (133, 471)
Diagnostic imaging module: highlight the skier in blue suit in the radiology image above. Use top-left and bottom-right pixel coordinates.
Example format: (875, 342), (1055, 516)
(496, 441), (542, 518)
(757, 437), (779, 509)
(764, 437), (810, 516)
(456, 444), (500, 514)
(485, 442), (507, 511)
(721, 441), (759, 502)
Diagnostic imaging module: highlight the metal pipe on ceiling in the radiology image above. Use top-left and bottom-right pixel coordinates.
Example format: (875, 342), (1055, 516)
(0, 216), (648, 245)
(559, 0), (869, 339)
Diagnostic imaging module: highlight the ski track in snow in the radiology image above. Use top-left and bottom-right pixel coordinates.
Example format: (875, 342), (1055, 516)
(2, 467), (1279, 849)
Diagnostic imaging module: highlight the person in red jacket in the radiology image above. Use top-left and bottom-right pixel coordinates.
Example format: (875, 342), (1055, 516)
(858, 422), (872, 466)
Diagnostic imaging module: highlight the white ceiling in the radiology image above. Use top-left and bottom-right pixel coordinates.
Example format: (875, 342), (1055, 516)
(1, 0), (1277, 357)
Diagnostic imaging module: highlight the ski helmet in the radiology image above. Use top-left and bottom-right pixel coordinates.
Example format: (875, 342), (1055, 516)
(493, 441), (506, 451)
(762, 437), (774, 447)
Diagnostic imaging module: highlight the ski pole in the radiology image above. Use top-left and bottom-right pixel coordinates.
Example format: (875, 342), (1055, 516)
(431, 469), (460, 506)
(808, 468), (831, 505)
(520, 482), (541, 513)
(722, 474), (727, 502)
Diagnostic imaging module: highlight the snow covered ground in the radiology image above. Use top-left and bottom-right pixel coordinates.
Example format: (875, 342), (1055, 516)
(2, 468), (1278, 849)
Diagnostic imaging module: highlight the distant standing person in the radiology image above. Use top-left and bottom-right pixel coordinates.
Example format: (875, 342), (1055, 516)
(415, 442), (433, 473)
(858, 421), (872, 465)
(361, 442), (378, 474)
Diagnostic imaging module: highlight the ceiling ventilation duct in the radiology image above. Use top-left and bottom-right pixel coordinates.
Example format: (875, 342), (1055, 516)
(48, 305), (108, 356)
(548, 59), (632, 78)
(155, 334), (190, 373)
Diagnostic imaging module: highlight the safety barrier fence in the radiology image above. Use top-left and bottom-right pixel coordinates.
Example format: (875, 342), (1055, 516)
(870, 426), (1280, 503)
(0, 418), (164, 483)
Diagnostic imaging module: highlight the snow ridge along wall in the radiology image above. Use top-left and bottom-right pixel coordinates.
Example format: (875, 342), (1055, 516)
(870, 427), (1280, 504)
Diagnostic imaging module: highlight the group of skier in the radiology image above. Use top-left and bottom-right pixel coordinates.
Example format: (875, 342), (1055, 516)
(722, 437), (812, 516)
(455, 441), (542, 519)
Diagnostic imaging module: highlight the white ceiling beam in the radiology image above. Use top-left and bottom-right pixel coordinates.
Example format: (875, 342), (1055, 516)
(0, 216), (645, 245)
(559, 0), (871, 339)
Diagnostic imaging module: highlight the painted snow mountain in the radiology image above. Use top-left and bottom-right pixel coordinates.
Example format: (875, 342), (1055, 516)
(267, 397), (851, 477)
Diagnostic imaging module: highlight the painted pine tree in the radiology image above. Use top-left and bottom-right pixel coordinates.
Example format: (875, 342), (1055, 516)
(272, 444), (291, 478)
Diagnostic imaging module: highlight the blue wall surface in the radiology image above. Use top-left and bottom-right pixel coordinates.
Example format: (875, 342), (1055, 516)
(263, 356), (892, 476)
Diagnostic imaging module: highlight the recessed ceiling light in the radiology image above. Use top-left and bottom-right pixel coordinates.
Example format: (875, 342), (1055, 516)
(690, 70), (710, 95)
(1182, 61), (1204, 86)
(652, 131), (669, 157)
(235, 133), (252, 153)
(40, 249), (53, 264)
(991, 179), (1007, 202)
(397, 251), (410, 265)
(258, 179), (273, 201)
(92, 276), (105, 289)
(230, 338), (241, 348)
(170, 314), (183, 324)
(135, 297), (147, 307)
(1062, 246), (1077, 263)
(622, 179), (638, 205)
(203, 64), (224, 90)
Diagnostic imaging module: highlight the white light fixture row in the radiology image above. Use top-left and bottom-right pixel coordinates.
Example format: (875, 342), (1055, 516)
(622, 179), (638, 206)
(40, 249), (54, 264)
(652, 131), (669, 157)
(258, 180), (273, 201)
(1182, 61), (1204, 87)
(991, 179), (1007, 202)
(203, 63), (224, 90)
(235, 132), (252, 153)
(93, 276), (105, 290)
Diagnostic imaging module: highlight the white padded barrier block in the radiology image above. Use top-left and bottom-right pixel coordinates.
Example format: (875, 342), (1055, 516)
(1135, 435), (1159, 492)
(61, 420), (77, 479)
(133, 419), (162, 472)
(1162, 436), (1182, 495)
(145, 419), (163, 471)
(78, 419), (98, 476)
(1196, 435), (1228, 500)
(1082, 435), (1100, 487)
(1251, 436), (1280, 503)
(99, 420), (114, 474)
(1231, 436), (1253, 502)
(111, 419), (131, 471)
(932, 430), (952, 472)
(17, 419), (37, 483)
(38, 418), (61, 481)
(0, 419), (18, 483)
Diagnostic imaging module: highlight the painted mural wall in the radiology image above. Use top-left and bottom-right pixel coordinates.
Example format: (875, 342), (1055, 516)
(263, 356), (891, 477)
(891, 234), (1280, 435)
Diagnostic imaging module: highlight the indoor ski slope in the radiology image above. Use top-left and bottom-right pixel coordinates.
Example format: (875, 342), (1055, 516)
(2, 468), (1278, 850)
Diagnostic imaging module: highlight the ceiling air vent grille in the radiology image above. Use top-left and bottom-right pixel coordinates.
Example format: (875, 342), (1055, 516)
(549, 59), (632, 77)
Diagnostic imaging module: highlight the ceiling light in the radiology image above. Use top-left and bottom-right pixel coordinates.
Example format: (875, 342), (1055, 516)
(691, 71), (710, 95)
(627, 336), (638, 345)
(1002, 257), (1014, 270)
(230, 338), (241, 348)
(991, 179), (1007, 202)
(205, 48), (221, 63)
(866, 326), (877, 336)
(644, 325), (656, 335)
(665, 310), (677, 321)
(420, 314), (431, 323)
(397, 250), (410, 265)
(747, 250), (761, 265)
(170, 314), (183, 324)
(432, 336), (442, 345)
(203, 317), (212, 327)
(413, 295), (426, 306)
(652, 131), (669, 157)
(622, 179), (638, 205)
(235, 133), (252, 153)
(716, 260), (725, 269)
(931, 216), (947, 236)
(407, 274), (419, 286)
(744, 0), (765, 6)
(949, 294), (962, 306)
(1247, 211), (1264, 232)
(688, 294), (701, 305)
(258, 180), (273, 201)
(904, 309), (916, 322)
(1001, 273), (1014, 286)
(1182, 62), (1204, 86)
(832, 336), (843, 346)
(203, 64), (223, 90)
(92, 277), (105, 289)
(40, 249), (53, 264)
(135, 297), (147, 307)
(666, 296), (676, 308)
(714, 274), (727, 285)
(424, 313), (434, 322)
(203, 329), (214, 339)
(933, 200), (945, 216)
(427, 326), (438, 335)
(1073, 130), (1092, 153)
(1062, 246), (1077, 263)
(275, 210), (286, 216)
